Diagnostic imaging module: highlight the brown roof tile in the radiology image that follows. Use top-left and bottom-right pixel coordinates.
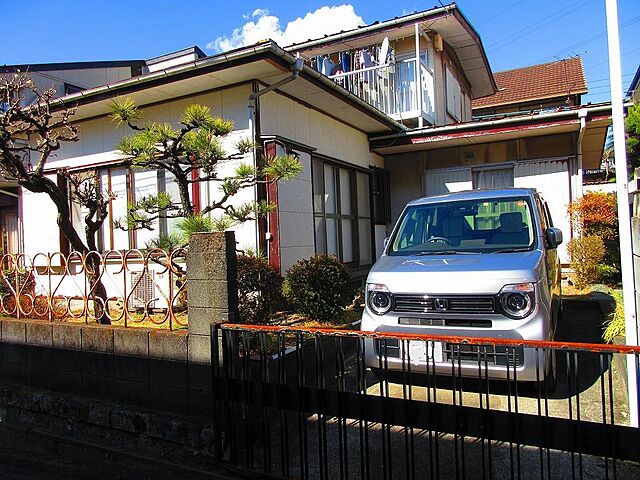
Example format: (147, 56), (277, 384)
(472, 57), (587, 109)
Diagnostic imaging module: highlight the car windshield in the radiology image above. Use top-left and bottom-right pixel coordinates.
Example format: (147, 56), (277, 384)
(388, 196), (537, 256)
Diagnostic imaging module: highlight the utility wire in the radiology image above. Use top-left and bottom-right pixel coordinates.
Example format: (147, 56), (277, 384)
(584, 46), (640, 73)
(487, 0), (597, 52)
(475, 0), (524, 27)
(534, 14), (640, 64)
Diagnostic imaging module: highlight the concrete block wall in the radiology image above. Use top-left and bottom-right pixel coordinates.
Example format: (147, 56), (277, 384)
(0, 320), (212, 418)
(0, 231), (239, 420)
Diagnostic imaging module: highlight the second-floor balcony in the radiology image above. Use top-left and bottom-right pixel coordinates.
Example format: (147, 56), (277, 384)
(327, 56), (435, 127)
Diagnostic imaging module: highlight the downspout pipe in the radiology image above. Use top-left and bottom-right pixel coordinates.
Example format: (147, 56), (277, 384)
(248, 57), (305, 117)
(575, 108), (588, 200)
(246, 57), (304, 255)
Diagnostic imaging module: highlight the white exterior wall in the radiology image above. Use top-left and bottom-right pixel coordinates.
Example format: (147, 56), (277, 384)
(22, 174), (61, 257)
(259, 91), (384, 271)
(514, 160), (572, 262)
(23, 83), (257, 256)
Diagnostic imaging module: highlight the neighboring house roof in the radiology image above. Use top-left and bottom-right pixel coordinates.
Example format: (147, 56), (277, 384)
(0, 60), (145, 73)
(47, 41), (405, 135)
(472, 58), (587, 110)
(370, 103), (612, 170)
(286, 3), (497, 100)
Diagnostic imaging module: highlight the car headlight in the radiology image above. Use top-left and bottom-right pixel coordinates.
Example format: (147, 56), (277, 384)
(499, 283), (535, 319)
(367, 283), (392, 315)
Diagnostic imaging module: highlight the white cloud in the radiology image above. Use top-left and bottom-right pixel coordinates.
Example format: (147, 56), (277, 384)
(207, 5), (365, 52)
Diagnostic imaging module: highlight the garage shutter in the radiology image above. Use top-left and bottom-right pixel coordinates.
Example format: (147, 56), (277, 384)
(424, 168), (472, 197)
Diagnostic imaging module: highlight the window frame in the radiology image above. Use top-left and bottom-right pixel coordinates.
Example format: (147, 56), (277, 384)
(311, 154), (375, 267)
(69, 164), (199, 252)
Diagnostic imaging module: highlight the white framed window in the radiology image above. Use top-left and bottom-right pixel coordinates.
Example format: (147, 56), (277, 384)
(312, 156), (374, 267)
(445, 66), (462, 121)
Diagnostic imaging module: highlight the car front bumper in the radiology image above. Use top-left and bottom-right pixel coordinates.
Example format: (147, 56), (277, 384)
(360, 305), (552, 382)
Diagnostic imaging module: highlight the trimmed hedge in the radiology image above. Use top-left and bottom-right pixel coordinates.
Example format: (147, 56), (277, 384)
(237, 255), (284, 324)
(283, 255), (353, 322)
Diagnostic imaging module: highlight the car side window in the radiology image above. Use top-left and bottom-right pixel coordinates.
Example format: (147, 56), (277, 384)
(542, 200), (554, 227)
(535, 196), (548, 231)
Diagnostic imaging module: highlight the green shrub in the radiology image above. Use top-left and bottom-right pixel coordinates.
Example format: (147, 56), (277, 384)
(237, 255), (284, 325)
(603, 290), (625, 343)
(567, 236), (606, 289)
(176, 214), (213, 240)
(596, 264), (619, 284)
(283, 255), (353, 322)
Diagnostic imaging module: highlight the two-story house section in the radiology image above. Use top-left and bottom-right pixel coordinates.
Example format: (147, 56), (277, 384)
(287, 4), (496, 128)
(471, 58), (588, 118)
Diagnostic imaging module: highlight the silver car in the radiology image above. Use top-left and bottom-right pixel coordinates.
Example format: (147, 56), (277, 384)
(361, 188), (562, 386)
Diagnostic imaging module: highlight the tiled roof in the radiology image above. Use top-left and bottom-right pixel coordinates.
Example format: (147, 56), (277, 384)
(472, 58), (587, 109)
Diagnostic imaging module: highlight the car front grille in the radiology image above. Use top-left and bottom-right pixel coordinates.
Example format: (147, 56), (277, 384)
(393, 295), (495, 314)
(374, 339), (524, 368)
(445, 343), (524, 368)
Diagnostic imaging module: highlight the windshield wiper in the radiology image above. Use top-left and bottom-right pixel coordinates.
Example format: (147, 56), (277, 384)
(416, 250), (474, 256)
(490, 247), (531, 253)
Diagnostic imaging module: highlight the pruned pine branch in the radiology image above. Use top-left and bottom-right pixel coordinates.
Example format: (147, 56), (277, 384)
(110, 97), (302, 239)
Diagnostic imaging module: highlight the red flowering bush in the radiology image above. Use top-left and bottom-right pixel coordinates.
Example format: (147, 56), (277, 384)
(568, 192), (618, 240)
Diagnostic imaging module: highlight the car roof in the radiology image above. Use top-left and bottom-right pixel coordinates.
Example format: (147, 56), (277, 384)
(407, 188), (537, 206)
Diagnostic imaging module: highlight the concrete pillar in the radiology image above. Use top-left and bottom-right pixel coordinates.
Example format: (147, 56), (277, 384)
(186, 232), (238, 364)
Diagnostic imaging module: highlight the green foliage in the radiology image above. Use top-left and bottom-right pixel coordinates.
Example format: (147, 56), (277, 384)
(111, 98), (302, 236)
(596, 264), (619, 284)
(236, 138), (256, 155)
(262, 154), (304, 180)
(235, 163), (255, 178)
(110, 97), (140, 126)
(116, 133), (158, 164)
(626, 104), (640, 173)
(237, 255), (284, 325)
(211, 215), (236, 232)
(283, 255), (353, 322)
(182, 129), (227, 170)
(603, 290), (625, 343)
(567, 236), (606, 289)
(176, 214), (213, 240)
(145, 233), (184, 251)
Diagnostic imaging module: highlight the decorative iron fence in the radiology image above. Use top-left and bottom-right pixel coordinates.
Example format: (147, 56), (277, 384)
(0, 249), (187, 329)
(212, 324), (640, 480)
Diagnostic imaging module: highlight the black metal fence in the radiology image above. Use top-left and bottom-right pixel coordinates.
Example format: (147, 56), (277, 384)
(211, 324), (640, 479)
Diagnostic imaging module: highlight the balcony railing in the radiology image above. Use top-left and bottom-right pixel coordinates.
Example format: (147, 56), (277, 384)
(329, 58), (435, 125)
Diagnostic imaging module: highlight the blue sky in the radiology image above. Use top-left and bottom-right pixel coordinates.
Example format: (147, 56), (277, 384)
(1, 0), (638, 104)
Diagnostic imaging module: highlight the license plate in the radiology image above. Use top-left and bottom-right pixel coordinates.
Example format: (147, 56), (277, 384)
(408, 340), (443, 364)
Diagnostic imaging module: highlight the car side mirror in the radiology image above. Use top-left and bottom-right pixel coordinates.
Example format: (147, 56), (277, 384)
(545, 227), (563, 248)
